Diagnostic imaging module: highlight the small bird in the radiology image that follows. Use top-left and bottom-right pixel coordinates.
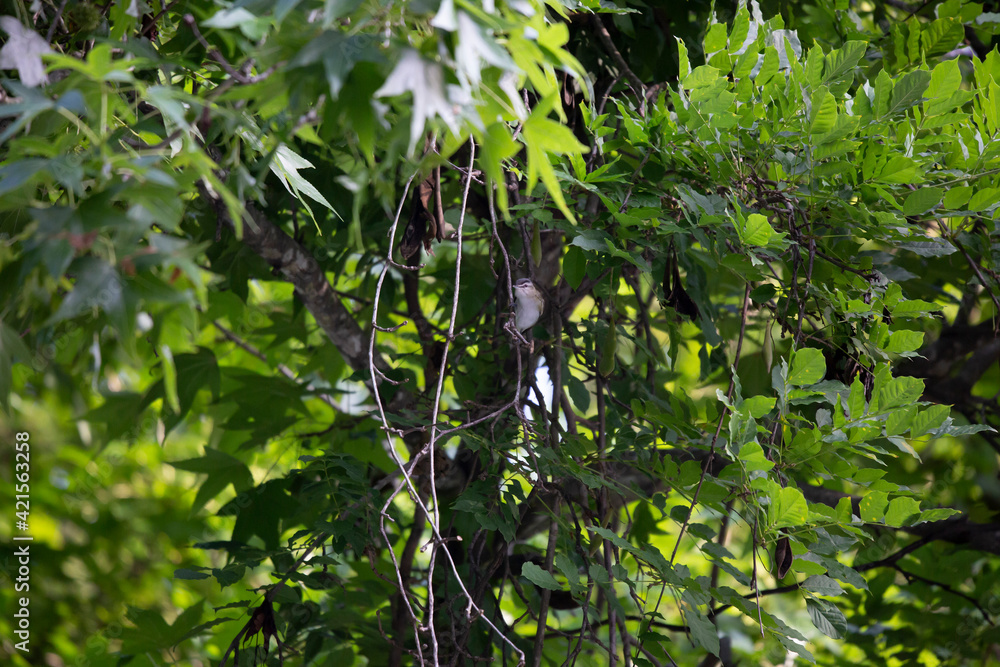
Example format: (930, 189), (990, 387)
(513, 278), (544, 332)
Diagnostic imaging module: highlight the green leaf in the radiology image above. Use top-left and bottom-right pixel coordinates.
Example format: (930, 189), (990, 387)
(901, 188), (942, 216)
(684, 65), (720, 88)
(229, 480), (297, 549)
(676, 37), (690, 80)
(820, 556), (869, 590)
(729, 4), (751, 55)
(768, 486), (808, 529)
(571, 229), (611, 252)
(885, 497), (921, 526)
(886, 70), (931, 117)
(756, 47), (779, 86)
(921, 18), (964, 58)
(479, 122), (520, 213)
(271, 144), (340, 219)
(873, 69), (893, 117)
(203, 7), (259, 29)
(917, 507), (963, 523)
(0, 158), (51, 198)
(703, 22), (728, 54)
(876, 156), (920, 184)
(145, 86), (193, 131)
(801, 574), (844, 596)
(824, 41), (867, 83)
(45, 257), (125, 326)
(793, 558), (828, 576)
(943, 186), (973, 209)
(683, 600), (720, 655)
(885, 329), (924, 353)
(969, 187), (1000, 212)
(910, 404), (950, 437)
(554, 553), (585, 594)
(563, 245), (586, 289)
(588, 525), (636, 553)
(808, 87), (837, 137)
(788, 348), (826, 386)
(160, 345), (180, 414)
(876, 376), (924, 411)
(174, 349), (221, 412)
(924, 59), (962, 115)
(121, 606), (174, 652)
(0, 321), (32, 413)
(807, 598), (847, 639)
(521, 562), (562, 591)
(212, 562), (246, 587)
(736, 213), (775, 247)
(885, 404), (916, 436)
(743, 395), (777, 418)
(738, 441), (775, 472)
(169, 448), (255, 514)
(836, 496), (854, 522)
(568, 374), (591, 413)
(375, 49), (461, 154)
(174, 568), (211, 580)
(847, 376), (866, 420)
(860, 490), (889, 522)
(891, 298), (941, 316)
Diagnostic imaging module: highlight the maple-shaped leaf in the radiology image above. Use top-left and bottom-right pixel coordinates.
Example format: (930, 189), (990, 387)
(375, 49), (461, 153)
(454, 11), (515, 87)
(0, 16), (52, 87)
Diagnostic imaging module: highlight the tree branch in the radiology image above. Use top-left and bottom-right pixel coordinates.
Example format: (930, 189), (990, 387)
(590, 15), (646, 100)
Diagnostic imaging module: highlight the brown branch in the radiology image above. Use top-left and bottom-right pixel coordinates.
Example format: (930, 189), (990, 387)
(140, 0), (181, 38)
(390, 507), (428, 667)
(235, 203), (387, 376)
(211, 319), (345, 415)
(892, 564), (994, 624)
(670, 282), (752, 563)
(531, 500), (560, 667)
(45, 0), (70, 42)
(197, 166), (391, 383)
(590, 15), (646, 101)
(183, 14), (280, 84)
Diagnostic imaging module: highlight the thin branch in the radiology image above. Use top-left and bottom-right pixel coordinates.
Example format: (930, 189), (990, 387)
(183, 15), (280, 84)
(590, 15), (646, 104)
(140, 0), (181, 38)
(670, 282), (752, 563)
(892, 564), (994, 624)
(212, 319), (344, 415)
(370, 144), (526, 666)
(45, 0), (70, 42)
(390, 507), (428, 667)
(532, 499), (560, 667)
(941, 223), (1000, 323)
(813, 249), (874, 278)
(422, 138), (477, 663)
(595, 371), (618, 666)
(369, 169), (427, 665)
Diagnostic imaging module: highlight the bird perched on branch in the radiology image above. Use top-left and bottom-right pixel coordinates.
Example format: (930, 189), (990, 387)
(513, 278), (544, 332)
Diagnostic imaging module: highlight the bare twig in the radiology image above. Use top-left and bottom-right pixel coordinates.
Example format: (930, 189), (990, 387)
(590, 15), (646, 106)
(140, 0), (180, 38)
(212, 319), (344, 415)
(45, 0), (70, 42)
(532, 499), (560, 667)
(422, 138), (477, 663)
(670, 282), (753, 563)
(369, 169), (427, 665)
(183, 15), (281, 84)
(370, 143), (526, 666)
